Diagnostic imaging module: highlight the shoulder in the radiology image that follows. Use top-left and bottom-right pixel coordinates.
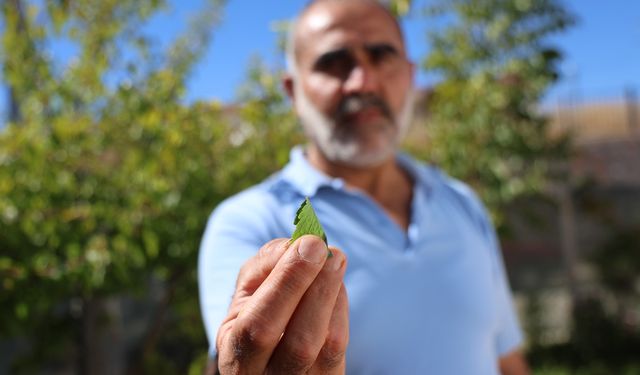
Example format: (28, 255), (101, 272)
(407, 155), (493, 233)
(206, 172), (302, 242)
(210, 177), (279, 227)
(406, 155), (484, 209)
(439, 171), (487, 220)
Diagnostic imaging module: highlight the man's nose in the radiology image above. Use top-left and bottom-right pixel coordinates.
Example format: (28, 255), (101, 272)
(343, 64), (379, 95)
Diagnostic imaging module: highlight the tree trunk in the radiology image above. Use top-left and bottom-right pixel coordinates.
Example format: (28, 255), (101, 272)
(81, 297), (125, 375)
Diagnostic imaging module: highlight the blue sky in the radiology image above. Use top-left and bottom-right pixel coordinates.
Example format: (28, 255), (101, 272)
(186, 0), (639, 106)
(1, 0), (639, 121)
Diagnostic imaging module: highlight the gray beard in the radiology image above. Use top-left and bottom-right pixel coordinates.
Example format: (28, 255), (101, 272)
(294, 84), (415, 168)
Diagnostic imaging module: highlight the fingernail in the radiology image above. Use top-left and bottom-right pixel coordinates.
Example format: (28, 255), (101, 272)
(325, 251), (344, 271)
(297, 236), (327, 264)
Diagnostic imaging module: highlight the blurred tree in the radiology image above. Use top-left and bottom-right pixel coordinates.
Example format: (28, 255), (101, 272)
(0, 0), (279, 373)
(0, 0), (586, 372)
(385, 0), (413, 16)
(574, 218), (640, 369)
(405, 0), (574, 228)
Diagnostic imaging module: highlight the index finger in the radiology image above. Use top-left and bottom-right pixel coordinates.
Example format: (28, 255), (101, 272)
(222, 235), (330, 372)
(234, 238), (291, 298)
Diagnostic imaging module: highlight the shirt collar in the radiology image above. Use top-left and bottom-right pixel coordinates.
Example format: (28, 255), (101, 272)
(396, 152), (432, 192)
(280, 146), (346, 197)
(280, 145), (433, 197)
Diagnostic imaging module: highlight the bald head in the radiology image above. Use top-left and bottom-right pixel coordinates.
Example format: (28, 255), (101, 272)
(281, 0), (415, 168)
(286, 0), (405, 75)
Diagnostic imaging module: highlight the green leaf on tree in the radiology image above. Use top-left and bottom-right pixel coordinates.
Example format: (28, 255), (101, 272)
(291, 197), (328, 246)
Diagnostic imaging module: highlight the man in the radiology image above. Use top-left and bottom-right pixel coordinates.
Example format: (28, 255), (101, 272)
(199, 0), (530, 373)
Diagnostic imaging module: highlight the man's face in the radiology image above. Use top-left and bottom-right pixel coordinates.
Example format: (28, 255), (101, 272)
(287, 0), (415, 168)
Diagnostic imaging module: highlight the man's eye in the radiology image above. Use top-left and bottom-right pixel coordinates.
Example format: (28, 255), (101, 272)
(369, 45), (397, 64)
(315, 52), (354, 77)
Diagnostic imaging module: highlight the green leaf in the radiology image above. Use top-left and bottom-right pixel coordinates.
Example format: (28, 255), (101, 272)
(291, 197), (328, 245)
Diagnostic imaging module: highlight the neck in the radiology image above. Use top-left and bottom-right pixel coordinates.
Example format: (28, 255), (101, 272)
(306, 144), (414, 230)
(306, 145), (391, 189)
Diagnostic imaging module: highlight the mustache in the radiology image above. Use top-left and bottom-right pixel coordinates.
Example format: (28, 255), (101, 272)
(336, 94), (393, 121)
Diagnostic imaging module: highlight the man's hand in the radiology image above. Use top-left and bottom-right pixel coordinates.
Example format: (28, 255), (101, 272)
(216, 235), (349, 374)
(499, 349), (530, 375)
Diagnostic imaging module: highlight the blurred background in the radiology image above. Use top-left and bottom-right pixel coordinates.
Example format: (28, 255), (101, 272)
(0, 0), (638, 374)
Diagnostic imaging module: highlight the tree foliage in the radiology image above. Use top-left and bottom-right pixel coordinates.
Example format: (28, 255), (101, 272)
(384, 0), (413, 16)
(0, 0), (298, 372)
(0, 0), (582, 372)
(405, 0), (574, 227)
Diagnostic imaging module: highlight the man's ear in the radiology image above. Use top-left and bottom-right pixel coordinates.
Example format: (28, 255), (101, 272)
(282, 74), (295, 102)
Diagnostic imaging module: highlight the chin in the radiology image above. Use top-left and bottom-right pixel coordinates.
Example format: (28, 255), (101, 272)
(323, 141), (396, 168)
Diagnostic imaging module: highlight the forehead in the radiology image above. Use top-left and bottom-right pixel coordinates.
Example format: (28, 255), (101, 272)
(294, 1), (405, 64)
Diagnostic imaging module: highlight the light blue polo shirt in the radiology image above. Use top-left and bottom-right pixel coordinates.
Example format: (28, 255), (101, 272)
(198, 146), (524, 374)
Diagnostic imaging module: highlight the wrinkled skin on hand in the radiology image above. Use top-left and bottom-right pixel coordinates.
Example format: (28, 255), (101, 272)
(216, 236), (349, 375)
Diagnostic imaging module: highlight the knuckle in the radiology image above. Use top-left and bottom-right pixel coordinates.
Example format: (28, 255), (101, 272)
(291, 346), (318, 366)
(318, 334), (347, 369)
(278, 259), (320, 291)
(216, 355), (239, 375)
(280, 345), (318, 373)
(261, 238), (288, 254)
(237, 258), (256, 281)
(237, 238), (288, 280)
(316, 342), (345, 370)
(258, 238), (291, 264)
(216, 322), (233, 350)
(231, 319), (277, 360)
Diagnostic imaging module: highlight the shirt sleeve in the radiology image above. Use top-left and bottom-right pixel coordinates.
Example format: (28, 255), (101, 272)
(198, 191), (280, 357)
(480, 209), (525, 356)
(432, 171), (525, 357)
